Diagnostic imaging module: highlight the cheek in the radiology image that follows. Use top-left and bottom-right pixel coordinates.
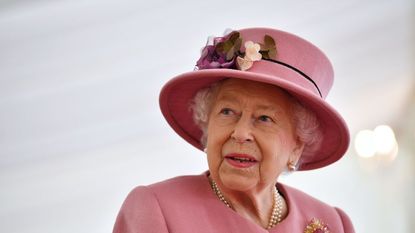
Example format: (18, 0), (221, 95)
(261, 133), (294, 167)
(206, 152), (219, 171)
(206, 122), (228, 173)
(206, 118), (232, 151)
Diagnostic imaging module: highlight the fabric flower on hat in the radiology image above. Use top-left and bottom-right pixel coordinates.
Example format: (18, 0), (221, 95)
(245, 41), (262, 61)
(236, 41), (262, 71)
(195, 30), (277, 71)
(196, 45), (234, 69)
(196, 32), (241, 69)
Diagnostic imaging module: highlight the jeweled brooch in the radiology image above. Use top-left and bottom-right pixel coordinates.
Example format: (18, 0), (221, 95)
(304, 218), (330, 233)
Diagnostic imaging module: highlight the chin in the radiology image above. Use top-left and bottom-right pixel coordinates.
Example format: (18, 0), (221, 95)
(219, 169), (258, 191)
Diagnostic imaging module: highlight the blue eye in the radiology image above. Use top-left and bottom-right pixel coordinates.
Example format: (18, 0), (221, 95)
(220, 108), (233, 115)
(258, 115), (273, 122)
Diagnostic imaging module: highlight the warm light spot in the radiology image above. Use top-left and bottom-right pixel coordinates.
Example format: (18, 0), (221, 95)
(373, 125), (397, 155)
(354, 130), (376, 158)
(354, 125), (399, 161)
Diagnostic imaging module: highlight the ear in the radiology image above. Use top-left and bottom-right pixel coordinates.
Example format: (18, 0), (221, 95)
(290, 138), (305, 165)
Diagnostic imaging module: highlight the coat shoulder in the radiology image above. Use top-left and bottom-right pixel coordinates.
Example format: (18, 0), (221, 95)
(279, 183), (334, 209)
(113, 174), (210, 233)
(279, 183), (355, 233)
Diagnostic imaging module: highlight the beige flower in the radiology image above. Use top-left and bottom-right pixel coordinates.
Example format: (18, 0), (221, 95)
(244, 41), (262, 61)
(236, 41), (262, 71)
(236, 56), (254, 71)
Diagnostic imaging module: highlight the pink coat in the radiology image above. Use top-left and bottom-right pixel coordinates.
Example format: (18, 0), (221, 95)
(113, 172), (355, 233)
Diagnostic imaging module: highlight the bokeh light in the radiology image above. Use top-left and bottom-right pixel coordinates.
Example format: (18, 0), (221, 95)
(354, 125), (398, 160)
(374, 125), (397, 154)
(355, 129), (376, 158)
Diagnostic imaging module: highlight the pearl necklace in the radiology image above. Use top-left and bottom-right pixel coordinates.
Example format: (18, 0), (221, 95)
(208, 177), (283, 229)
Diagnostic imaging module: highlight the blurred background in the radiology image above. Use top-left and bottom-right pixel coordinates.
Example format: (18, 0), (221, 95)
(0, 0), (414, 232)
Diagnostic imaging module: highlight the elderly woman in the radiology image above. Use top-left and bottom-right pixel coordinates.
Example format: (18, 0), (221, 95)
(113, 28), (355, 233)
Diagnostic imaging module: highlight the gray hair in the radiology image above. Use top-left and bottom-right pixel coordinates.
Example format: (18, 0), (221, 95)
(189, 80), (323, 168)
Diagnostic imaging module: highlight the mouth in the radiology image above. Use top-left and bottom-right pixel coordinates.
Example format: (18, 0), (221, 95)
(224, 153), (258, 168)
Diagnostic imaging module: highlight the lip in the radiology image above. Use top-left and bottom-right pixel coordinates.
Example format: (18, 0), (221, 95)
(224, 153), (258, 168)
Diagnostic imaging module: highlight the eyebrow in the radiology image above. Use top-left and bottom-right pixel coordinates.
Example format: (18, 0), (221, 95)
(215, 95), (285, 113)
(256, 104), (284, 112)
(215, 95), (237, 104)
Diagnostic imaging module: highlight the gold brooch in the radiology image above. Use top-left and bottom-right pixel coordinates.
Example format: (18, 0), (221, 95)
(304, 218), (330, 233)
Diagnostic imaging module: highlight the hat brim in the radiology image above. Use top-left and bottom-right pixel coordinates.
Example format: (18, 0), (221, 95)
(159, 64), (350, 171)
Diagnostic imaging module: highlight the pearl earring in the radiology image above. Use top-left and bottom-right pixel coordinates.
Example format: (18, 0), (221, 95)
(288, 161), (296, 171)
(203, 148), (207, 153)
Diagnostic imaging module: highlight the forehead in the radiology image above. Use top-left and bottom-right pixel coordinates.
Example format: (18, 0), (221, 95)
(214, 79), (294, 110)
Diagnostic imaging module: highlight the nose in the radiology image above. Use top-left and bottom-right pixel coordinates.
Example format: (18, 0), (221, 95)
(231, 116), (254, 143)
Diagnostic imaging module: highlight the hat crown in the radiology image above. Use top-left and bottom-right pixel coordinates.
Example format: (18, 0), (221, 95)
(237, 28), (334, 99)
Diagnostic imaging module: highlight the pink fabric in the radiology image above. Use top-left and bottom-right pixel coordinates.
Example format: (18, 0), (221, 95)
(113, 173), (355, 233)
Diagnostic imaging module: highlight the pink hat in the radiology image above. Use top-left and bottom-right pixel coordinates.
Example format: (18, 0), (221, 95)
(159, 27), (349, 171)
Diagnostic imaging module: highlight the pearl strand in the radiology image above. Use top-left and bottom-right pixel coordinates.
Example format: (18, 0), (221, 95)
(208, 176), (283, 229)
(209, 177), (232, 208)
(267, 187), (283, 229)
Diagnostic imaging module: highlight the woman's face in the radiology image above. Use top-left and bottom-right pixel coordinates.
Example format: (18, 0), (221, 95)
(206, 79), (304, 192)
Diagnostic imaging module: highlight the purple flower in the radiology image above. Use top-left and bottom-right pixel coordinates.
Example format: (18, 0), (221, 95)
(196, 45), (236, 69)
(195, 31), (241, 70)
